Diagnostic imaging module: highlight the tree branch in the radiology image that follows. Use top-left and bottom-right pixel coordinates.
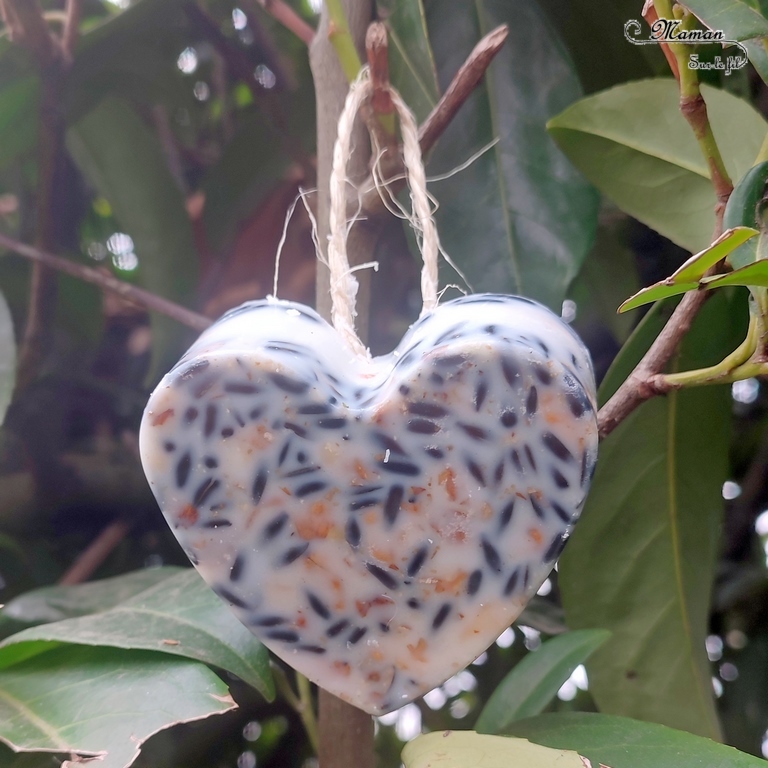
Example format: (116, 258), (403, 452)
(0, 233), (211, 332)
(61, 0), (83, 63)
(250, 0), (315, 45)
(59, 520), (132, 585)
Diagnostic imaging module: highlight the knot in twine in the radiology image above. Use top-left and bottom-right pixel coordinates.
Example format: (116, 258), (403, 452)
(327, 67), (440, 359)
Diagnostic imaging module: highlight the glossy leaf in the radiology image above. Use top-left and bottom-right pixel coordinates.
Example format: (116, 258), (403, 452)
(402, 731), (583, 768)
(0, 645), (235, 768)
(701, 259), (768, 289)
(0, 567), (183, 627)
(745, 37), (768, 85)
(682, 0), (768, 41)
(0, 289), (16, 427)
(619, 226), (758, 312)
(475, 629), (611, 735)
(559, 292), (739, 739)
(66, 97), (199, 377)
(509, 712), (766, 768)
(378, 0), (439, 123)
(0, 569), (274, 701)
(549, 79), (768, 253)
(424, 1), (599, 311)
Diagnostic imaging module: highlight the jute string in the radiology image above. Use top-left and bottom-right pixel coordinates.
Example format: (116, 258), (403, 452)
(328, 67), (440, 359)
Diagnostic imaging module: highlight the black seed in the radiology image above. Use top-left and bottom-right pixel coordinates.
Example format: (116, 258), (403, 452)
(317, 417), (347, 429)
(202, 519), (232, 529)
(494, 460), (505, 486)
(353, 485), (383, 496)
(530, 495), (546, 518)
(224, 382), (260, 394)
(365, 562), (399, 589)
(178, 359), (210, 380)
(192, 377), (216, 399)
(467, 459), (485, 486)
(544, 533), (568, 561)
(176, 452), (191, 488)
(481, 537), (503, 572)
(265, 629), (300, 643)
(384, 485), (405, 526)
(374, 432), (406, 455)
(327, 619), (349, 637)
(399, 384), (411, 395)
(566, 392), (585, 418)
(297, 451), (307, 463)
(269, 373), (309, 394)
(430, 372), (445, 386)
(552, 468), (569, 488)
(350, 498), (378, 511)
(249, 407), (264, 420)
(499, 500), (515, 531)
(458, 423), (488, 441)
(435, 324), (463, 344)
(425, 446), (444, 459)
(346, 518), (361, 548)
(251, 615), (285, 627)
(523, 565), (530, 589)
(551, 501), (571, 523)
(194, 478), (220, 507)
(277, 441), (291, 466)
(474, 379), (488, 411)
(534, 338), (550, 355)
(298, 403), (332, 415)
(221, 427), (234, 438)
(214, 586), (249, 609)
(284, 422), (308, 438)
(164, 441), (175, 452)
(204, 456), (218, 469)
(252, 468), (268, 504)
(296, 480), (327, 497)
(184, 406), (199, 424)
(533, 362), (552, 385)
(434, 354), (465, 368)
(230, 555), (245, 582)
(406, 545), (429, 577)
(542, 432), (573, 463)
(501, 410), (518, 428)
(523, 445), (536, 472)
(233, 410), (246, 427)
(501, 356), (521, 386)
(379, 622), (391, 633)
(432, 603), (452, 630)
(526, 386), (538, 416)
(298, 644), (326, 654)
(210, 502), (227, 512)
(263, 511), (288, 540)
(407, 401), (448, 418)
(504, 569), (519, 596)
(407, 598), (421, 609)
(307, 591), (331, 619)
(348, 627), (367, 644)
(511, 449), (523, 473)
(278, 542), (309, 565)
(379, 460), (420, 476)
(485, 324), (497, 335)
(407, 418), (440, 435)
(467, 569), (483, 595)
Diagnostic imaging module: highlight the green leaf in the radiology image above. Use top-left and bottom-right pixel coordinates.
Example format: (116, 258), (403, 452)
(516, 596), (567, 637)
(559, 291), (740, 739)
(378, 0), (439, 123)
(424, 1), (599, 311)
(0, 567), (183, 627)
(701, 259), (768, 288)
(682, 0), (768, 41)
(619, 226), (758, 312)
(66, 97), (199, 378)
(0, 645), (235, 768)
(549, 79), (768, 253)
(0, 288), (16, 427)
(745, 37), (768, 84)
(402, 731), (584, 768)
(508, 712), (767, 768)
(0, 76), (39, 172)
(0, 569), (274, 702)
(475, 629), (611, 735)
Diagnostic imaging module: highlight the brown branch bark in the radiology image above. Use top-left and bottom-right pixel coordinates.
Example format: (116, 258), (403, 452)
(59, 520), (132, 585)
(0, 233), (211, 332)
(251, 0), (315, 45)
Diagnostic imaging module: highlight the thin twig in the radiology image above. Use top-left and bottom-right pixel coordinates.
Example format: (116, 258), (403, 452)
(61, 0), (82, 63)
(254, 0), (315, 45)
(0, 0), (58, 67)
(58, 520), (132, 585)
(359, 24), (509, 215)
(0, 233), (212, 331)
(366, 22), (394, 118)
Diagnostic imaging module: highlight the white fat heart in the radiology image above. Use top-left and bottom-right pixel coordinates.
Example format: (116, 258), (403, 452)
(139, 294), (598, 715)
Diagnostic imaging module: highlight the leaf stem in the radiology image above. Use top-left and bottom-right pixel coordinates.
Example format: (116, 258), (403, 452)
(296, 672), (320, 755)
(325, 0), (362, 82)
